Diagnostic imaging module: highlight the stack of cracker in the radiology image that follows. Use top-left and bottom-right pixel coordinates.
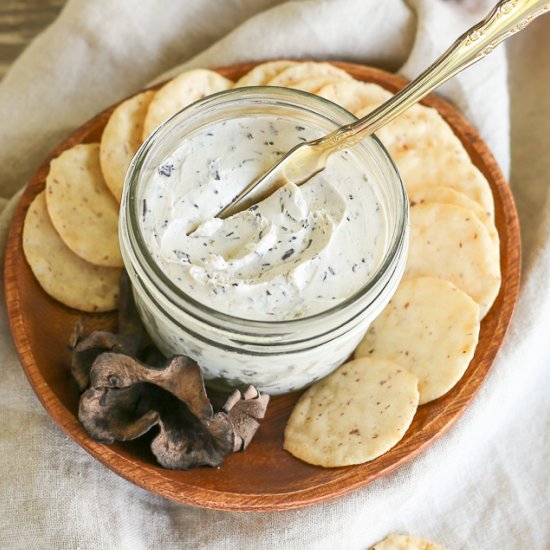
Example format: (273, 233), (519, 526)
(241, 61), (500, 467)
(23, 69), (234, 312)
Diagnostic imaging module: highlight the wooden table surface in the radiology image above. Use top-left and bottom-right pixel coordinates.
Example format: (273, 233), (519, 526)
(0, 0), (66, 80)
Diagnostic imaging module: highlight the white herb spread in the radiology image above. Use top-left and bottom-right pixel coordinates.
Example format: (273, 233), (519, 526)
(140, 115), (386, 321)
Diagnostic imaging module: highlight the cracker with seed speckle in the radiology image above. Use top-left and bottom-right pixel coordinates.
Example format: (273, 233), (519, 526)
(46, 143), (123, 268)
(405, 202), (500, 318)
(401, 156), (494, 221)
(408, 185), (498, 246)
(143, 69), (233, 139)
(235, 60), (299, 87)
(317, 80), (392, 115)
(23, 192), (120, 312)
(268, 62), (352, 88)
(355, 277), (480, 404)
(356, 103), (494, 218)
(286, 77), (351, 94)
(284, 357), (419, 467)
(100, 90), (154, 202)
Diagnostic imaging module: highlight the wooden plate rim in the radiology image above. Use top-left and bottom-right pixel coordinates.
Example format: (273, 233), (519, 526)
(3, 60), (521, 512)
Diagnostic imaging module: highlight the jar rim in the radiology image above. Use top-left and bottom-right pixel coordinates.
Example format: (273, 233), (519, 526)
(121, 86), (408, 331)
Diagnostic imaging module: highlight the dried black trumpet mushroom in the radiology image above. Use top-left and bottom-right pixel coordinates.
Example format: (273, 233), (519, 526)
(223, 386), (270, 452)
(69, 271), (146, 391)
(79, 353), (269, 469)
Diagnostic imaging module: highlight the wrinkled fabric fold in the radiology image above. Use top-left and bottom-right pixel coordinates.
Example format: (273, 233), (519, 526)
(1, 1), (549, 549)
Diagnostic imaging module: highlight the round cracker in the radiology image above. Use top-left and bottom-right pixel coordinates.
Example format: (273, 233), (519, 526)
(100, 90), (154, 202)
(284, 357), (419, 467)
(355, 277), (480, 404)
(397, 153), (494, 220)
(370, 534), (448, 550)
(287, 77), (350, 94)
(408, 185), (498, 246)
(371, 103), (464, 155)
(356, 103), (495, 219)
(235, 60), (299, 87)
(143, 69), (233, 138)
(267, 62), (352, 87)
(317, 80), (392, 116)
(45, 143), (123, 268)
(405, 203), (501, 318)
(23, 192), (120, 312)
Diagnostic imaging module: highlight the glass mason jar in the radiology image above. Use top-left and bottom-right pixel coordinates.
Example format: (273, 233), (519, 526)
(119, 87), (408, 395)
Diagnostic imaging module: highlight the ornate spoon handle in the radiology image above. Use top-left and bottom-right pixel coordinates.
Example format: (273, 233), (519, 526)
(219, 0), (550, 219)
(319, 0), (550, 151)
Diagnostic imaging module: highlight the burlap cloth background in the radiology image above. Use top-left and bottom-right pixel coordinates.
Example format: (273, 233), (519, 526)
(1, 1), (549, 548)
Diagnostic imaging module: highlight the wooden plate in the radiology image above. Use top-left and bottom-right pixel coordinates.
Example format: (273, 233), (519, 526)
(4, 61), (521, 512)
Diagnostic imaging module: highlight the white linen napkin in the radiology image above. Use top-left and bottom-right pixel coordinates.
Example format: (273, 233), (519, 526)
(1, 1), (549, 548)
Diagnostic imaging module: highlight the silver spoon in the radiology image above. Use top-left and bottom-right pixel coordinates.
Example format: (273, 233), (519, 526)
(217, 0), (549, 220)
